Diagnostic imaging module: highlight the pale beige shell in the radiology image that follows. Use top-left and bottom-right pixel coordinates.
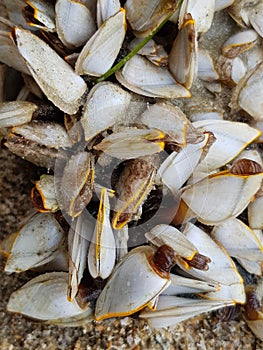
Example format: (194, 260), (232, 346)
(14, 27), (87, 114)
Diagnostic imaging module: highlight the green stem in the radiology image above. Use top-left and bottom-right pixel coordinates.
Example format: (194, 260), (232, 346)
(178, 0), (184, 7)
(95, 5), (180, 84)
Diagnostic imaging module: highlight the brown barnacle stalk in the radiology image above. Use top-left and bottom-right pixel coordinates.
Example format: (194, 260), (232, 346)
(216, 305), (241, 322)
(186, 252), (211, 271)
(171, 199), (194, 226)
(198, 131), (217, 161)
(22, 4), (42, 28)
(64, 114), (84, 144)
(75, 272), (107, 310)
(31, 186), (47, 212)
(244, 286), (262, 321)
(59, 151), (95, 218)
(150, 244), (176, 279)
(112, 156), (158, 229)
(5, 123), (71, 170)
(230, 158), (263, 176)
(31, 175), (58, 213)
(244, 283), (263, 341)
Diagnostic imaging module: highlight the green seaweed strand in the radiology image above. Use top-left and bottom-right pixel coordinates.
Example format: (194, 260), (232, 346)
(95, 1), (183, 84)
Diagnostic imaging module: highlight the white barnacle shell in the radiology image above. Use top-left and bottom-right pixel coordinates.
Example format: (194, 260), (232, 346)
(211, 218), (263, 275)
(0, 14), (15, 31)
(181, 171), (263, 225)
(81, 82), (131, 141)
(22, 73), (43, 99)
(0, 101), (37, 128)
(5, 213), (64, 273)
(125, 0), (176, 37)
(188, 110), (223, 123)
(55, 0), (96, 49)
(114, 225), (129, 263)
(116, 54), (190, 99)
(213, 55), (247, 87)
(203, 81), (222, 94)
(7, 272), (92, 322)
(226, 0), (251, 28)
(140, 102), (188, 146)
(242, 45), (263, 72)
(97, 0), (121, 27)
(244, 282), (263, 341)
(230, 56), (247, 84)
(47, 308), (93, 326)
(192, 119), (261, 172)
(234, 151), (263, 230)
(5, 121), (72, 169)
(94, 127), (165, 159)
(34, 243), (68, 273)
(146, 224), (198, 261)
(10, 121), (72, 149)
(140, 296), (231, 328)
(236, 62), (263, 121)
(95, 246), (171, 321)
(16, 85), (31, 101)
(128, 38), (168, 67)
(215, 0), (234, 12)
(75, 8), (126, 76)
(81, 0), (97, 17)
(169, 13), (198, 89)
(179, 0), (215, 33)
(32, 175), (59, 213)
(24, 0), (56, 32)
(3, 0), (34, 30)
(59, 151), (94, 218)
(181, 223), (245, 304)
(248, 1), (263, 38)
(215, 0), (235, 11)
(248, 195), (263, 230)
(0, 30), (30, 74)
(255, 121), (263, 143)
(128, 38), (157, 56)
(222, 30), (258, 58)
(157, 132), (210, 195)
(68, 212), (94, 301)
(235, 255), (263, 277)
(88, 188), (116, 279)
(198, 49), (219, 82)
(14, 27), (87, 114)
(163, 274), (220, 295)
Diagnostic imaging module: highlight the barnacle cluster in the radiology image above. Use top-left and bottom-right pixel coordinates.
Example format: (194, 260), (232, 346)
(0, 0), (263, 342)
